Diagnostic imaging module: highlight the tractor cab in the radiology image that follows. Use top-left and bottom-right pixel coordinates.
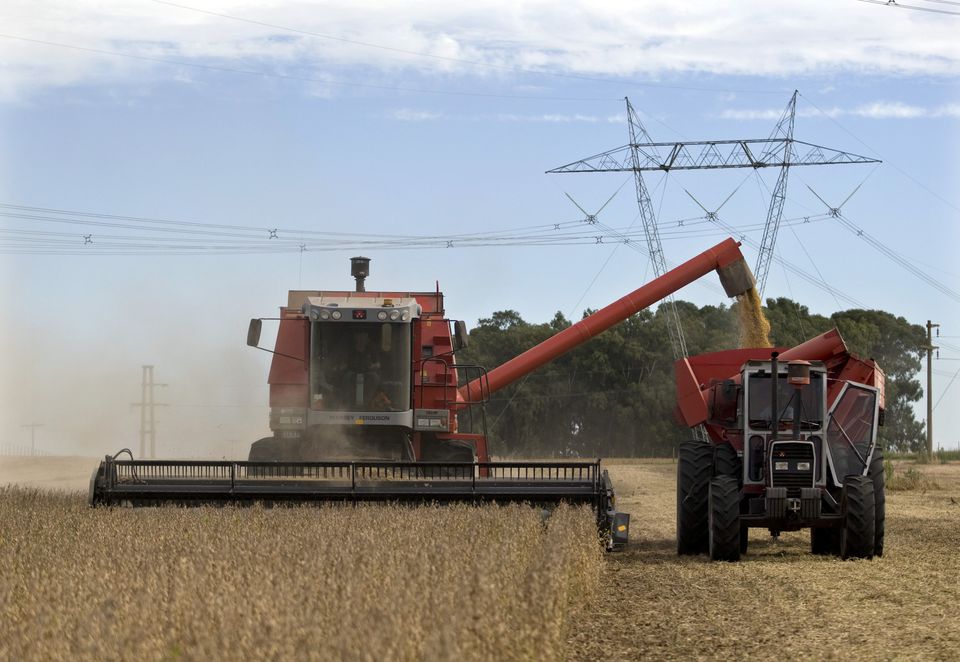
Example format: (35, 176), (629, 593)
(741, 358), (828, 493)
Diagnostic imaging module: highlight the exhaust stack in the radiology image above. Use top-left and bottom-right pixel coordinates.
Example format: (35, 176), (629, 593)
(351, 256), (370, 292)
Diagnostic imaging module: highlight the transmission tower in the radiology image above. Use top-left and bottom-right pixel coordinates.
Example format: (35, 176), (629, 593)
(131, 365), (168, 459)
(548, 91), (879, 302)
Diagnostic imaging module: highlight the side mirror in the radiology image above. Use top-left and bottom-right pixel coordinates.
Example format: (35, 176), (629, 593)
(247, 319), (262, 347)
(453, 320), (469, 352)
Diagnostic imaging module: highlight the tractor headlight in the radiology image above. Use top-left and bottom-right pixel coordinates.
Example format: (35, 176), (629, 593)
(377, 311), (388, 321)
(319, 310), (330, 320)
(389, 310), (400, 321)
(309, 310), (320, 321)
(331, 310), (342, 320)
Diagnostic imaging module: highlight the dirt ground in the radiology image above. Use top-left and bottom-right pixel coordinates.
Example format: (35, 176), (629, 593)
(567, 458), (960, 661)
(3, 456), (959, 660)
(0, 456), (98, 491)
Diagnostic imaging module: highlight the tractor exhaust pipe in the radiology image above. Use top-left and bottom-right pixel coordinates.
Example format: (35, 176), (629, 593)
(351, 256), (370, 292)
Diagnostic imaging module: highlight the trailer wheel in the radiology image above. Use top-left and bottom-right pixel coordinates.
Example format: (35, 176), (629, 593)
(840, 475), (875, 560)
(868, 447), (886, 557)
(811, 528), (840, 556)
(714, 443), (741, 485)
(708, 475), (741, 561)
(677, 442), (713, 555)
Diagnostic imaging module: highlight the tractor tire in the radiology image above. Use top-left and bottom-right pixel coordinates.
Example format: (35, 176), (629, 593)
(740, 526), (749, 555)
(247, 436), (290, 477)
(708, 475), (741, 562)
(677, 442), (713, 555)
(714, 443), (741, 484)
(811, 527), (840, 556)
(840, 475), (876, 560)
(868, 447), (886, 557)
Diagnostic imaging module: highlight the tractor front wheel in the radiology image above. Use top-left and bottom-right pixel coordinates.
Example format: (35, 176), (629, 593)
(869, 448), (886, 557)
(677, 442), (713, 555)
(840, 475), (876, 560)
(708, 475), (741, 562)
(811, 527), (840, 556)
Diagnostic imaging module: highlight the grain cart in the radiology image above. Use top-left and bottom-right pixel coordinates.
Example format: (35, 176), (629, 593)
(674, 330), (886, 560)
(91, 238), (756, 549)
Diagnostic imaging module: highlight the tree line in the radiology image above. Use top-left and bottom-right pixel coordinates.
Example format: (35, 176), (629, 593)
(458, 297), (926, 457)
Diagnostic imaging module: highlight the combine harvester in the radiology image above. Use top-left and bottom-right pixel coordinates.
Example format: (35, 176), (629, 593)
(91, 238), (756, 549)
(675, 330), (886, 560)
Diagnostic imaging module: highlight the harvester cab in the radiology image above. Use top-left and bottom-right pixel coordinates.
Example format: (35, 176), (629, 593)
(675, 331), (885, 561)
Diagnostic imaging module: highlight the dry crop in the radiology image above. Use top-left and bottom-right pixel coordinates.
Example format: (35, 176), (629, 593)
(0, 490), (602, 662)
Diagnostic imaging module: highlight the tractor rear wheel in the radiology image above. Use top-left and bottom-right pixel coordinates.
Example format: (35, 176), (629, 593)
(708, 475), (741, 562)
(811, 527), (840, 555)
(869, 447), (886, 557)
(677, 442), (713, 555)
(714, 443), (741, 483)
(840, 475), (875, 560)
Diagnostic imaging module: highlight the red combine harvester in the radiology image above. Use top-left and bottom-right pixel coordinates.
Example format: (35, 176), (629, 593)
(674, 330), (886, 560)
(90, 238), (755, 549)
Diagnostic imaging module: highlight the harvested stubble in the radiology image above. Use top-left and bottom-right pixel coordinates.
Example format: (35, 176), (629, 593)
(0, 491), (602, 662)
(566, 460), (960, 660)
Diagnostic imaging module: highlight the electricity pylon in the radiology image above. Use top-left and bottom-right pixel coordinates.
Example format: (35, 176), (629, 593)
(548, 92), (880, 305)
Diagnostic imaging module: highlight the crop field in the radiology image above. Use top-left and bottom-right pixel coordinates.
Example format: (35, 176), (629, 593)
(2, 457), (959, 661)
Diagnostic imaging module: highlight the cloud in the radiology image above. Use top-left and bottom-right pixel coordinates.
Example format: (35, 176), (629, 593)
(1, 0), (959, 101)
(388, 108), (446, 121)
(717, 102), (960, 121)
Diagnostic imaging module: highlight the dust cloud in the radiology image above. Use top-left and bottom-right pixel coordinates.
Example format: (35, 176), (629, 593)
(0, 311), (273, 463)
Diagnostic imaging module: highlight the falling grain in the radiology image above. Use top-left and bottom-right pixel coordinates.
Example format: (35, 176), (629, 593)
(736, 287), (772, 348)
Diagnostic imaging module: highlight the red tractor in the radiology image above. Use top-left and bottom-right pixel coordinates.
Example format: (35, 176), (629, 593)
(674, 330), (886, 560)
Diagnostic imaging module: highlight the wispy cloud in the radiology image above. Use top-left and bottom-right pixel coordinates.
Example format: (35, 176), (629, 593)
(717, 102), (960, 121)
(2, 0), (959, 102)
(388, 108), (446, 121)
(384, 110), (628, 123)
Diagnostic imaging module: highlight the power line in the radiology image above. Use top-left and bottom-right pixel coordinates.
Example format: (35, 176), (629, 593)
(853, 0), (960, 15)
(933, 365), (960, 411)
(799, 93), (960, 217)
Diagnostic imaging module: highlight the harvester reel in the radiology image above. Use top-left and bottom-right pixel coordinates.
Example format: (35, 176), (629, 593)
(677, 442), (713, 555)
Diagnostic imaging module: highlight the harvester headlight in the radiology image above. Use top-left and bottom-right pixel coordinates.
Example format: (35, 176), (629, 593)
(401, 312), (410, 321)
(331, 310), (342, 320)
(319, 310), (331, 320)
(309, 310), (320, 321)
(389, 310), (400, 321)
(377, 311), (388, 321)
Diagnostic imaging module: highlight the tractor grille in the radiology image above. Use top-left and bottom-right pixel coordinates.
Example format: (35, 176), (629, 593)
(769, 441), (815, 496)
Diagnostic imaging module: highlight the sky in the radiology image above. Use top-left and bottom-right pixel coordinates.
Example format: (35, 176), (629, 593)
(0, 0), (958, 458)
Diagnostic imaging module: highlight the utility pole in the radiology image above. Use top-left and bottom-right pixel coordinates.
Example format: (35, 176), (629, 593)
(20, 422), (43, 455)
(926, 321), (940, 457)
(131, 365), (168, 459)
